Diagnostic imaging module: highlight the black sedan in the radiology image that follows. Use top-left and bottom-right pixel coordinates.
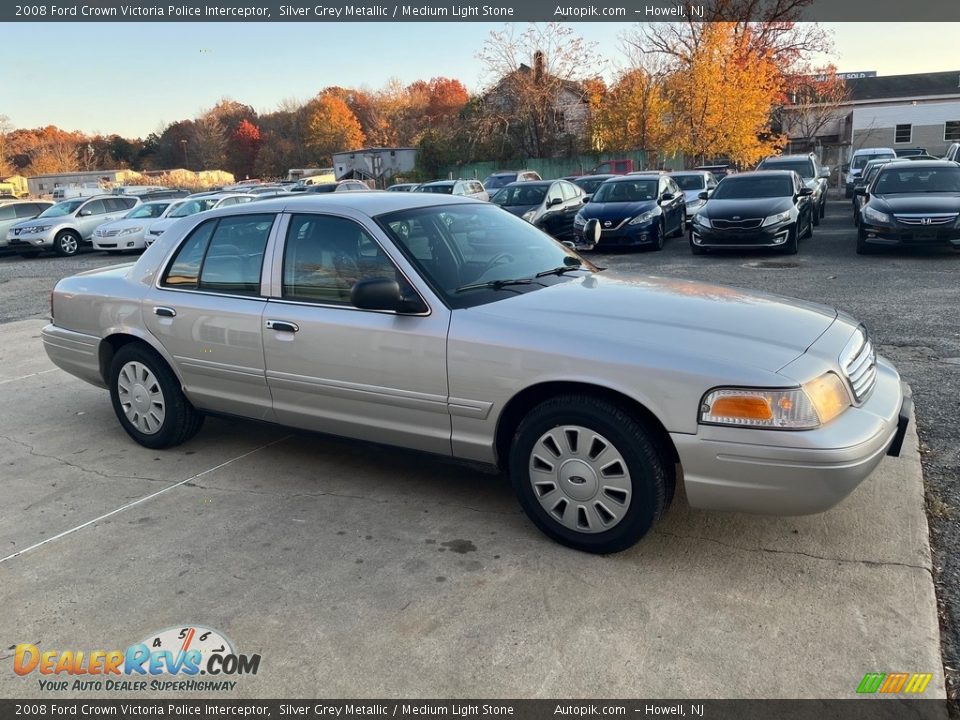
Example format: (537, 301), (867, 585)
(490, 180), (584, 241)
(689, 171), (814, 255)
(856, 160), (960, 254)
(569, 174), (618, 199)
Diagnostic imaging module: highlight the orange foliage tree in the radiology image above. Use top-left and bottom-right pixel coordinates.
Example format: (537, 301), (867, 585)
(305, 92), (365, 164)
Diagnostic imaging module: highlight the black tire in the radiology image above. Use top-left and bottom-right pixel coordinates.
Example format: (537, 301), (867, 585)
(803, 212), (814, 239)
(670, 214), (685, 238)
(856, 227), (874, 255)
(109, 343), (204, 449)
(845, 188), (853, 199)
(689, 234), (706, 255)
(653, 220), (665, 250)
(508, 394), (673, 554)
(782, 225), (799, 255)
(53, 230), (81, 257)
(819, 199), (826, 219)
(812, 204), (821, 227)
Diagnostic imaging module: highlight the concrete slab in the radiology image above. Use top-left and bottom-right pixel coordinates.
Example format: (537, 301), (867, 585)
(0, 319), (945, 699)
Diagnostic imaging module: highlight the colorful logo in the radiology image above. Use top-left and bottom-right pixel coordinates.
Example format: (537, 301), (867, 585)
(856, 672), (933, 694)
(13, 625), (260, 692)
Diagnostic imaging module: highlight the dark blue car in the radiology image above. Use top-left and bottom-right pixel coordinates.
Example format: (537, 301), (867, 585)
(572, 174), (686, 251)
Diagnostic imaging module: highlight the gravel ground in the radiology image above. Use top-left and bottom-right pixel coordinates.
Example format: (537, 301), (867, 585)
(1, 197), (958, 698)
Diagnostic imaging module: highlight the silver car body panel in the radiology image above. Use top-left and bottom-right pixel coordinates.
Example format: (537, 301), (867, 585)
(43, 193), (905, 516)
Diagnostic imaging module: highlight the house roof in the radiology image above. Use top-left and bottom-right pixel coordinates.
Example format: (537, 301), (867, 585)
(846, 70), (960, 101)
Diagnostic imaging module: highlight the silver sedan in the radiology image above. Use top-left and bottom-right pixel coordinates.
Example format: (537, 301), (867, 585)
(42, 193), (910, 553)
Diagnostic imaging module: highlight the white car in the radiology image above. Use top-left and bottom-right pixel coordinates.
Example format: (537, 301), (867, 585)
(92, 199), (188, 253)
(144, 193), (255, 246)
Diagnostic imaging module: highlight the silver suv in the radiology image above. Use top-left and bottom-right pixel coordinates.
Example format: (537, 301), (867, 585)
(8, 195), (140, 257)
(414, 179), (489, 201)
(0, 200), (54, 249)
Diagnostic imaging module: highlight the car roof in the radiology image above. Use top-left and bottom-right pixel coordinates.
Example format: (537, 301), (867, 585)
(879, 160), (958, 169)
(724, 170), (795, 179)
(575, 174), (617, 180)
(670, 170), (712, 175)
(760, 155), (814, 162)
(503, 180), (551, 188)
(608, 174), (659, 182)
(189, 190), (482, 219)
(420, 180), (457, 186)
(852, 147), (895, 154)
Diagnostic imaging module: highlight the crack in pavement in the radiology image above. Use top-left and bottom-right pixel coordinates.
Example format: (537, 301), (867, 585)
(0, 433), (167, 485)
(653, 529), (933, 576)
(184, 480), (521, 516)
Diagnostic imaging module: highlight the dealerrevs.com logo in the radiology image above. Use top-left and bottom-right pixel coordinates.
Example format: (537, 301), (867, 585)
(13, 625), (260, 692)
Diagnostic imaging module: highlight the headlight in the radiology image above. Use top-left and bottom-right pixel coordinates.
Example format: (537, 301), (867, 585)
(522, 210), (536, 222)
(27, 225), (52, 234)
(628, 209), (658, 226)
(761, 211), (791, 227)
(863, 206), (891, 224)
(573, 213), (586, 227)
(119, 226), (143, 235)
(693, 214), (711, 228)
(699, 372), (850, 430)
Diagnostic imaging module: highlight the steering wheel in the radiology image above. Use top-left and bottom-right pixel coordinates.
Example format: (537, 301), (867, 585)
(478, 251), (516, 278)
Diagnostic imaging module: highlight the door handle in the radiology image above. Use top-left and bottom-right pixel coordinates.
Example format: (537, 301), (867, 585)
(153, 306), (176, 318)
(265, 320), (299, 333)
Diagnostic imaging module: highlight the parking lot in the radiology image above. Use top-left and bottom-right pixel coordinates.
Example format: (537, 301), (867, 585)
(0, 194), (956, 698)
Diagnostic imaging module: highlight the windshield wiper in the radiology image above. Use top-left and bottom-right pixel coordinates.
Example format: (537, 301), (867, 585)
(454, 278), (537, 294)
(535, 263), (585, 278)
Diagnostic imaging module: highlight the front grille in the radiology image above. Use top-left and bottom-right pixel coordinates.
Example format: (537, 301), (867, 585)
(894, 213), (958, 226)
(711, 218), (763, 230)
(840, 328), (877, 403)
(95, 228), (119, 237)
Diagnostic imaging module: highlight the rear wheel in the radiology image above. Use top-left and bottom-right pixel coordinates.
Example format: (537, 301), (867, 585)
(509, 395), (673, 554)
(53, 230), (81, 257)
(109, 344), (204, 449)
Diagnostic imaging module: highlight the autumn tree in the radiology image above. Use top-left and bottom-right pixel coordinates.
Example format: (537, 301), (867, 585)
(779, 65), (849, 151)
(658, 23), (785, 167)
(305, 92), (365, 164)
(0, 115), (13, 176)
(193, 113), (227, 170)
(477, 23), (602, 158)
(230, 120), (262, 179)
(6, 126), (85, 175)
(590, 69), (668, 154)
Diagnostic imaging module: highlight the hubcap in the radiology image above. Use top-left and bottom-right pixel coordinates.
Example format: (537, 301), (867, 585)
(117, 361), (165, 435)
(529, 425), (632, 534)
(60, 234), (78, 254)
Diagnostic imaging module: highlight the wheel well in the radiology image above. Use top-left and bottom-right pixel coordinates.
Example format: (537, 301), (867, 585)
(493, 381), (679, 472)
(98, 334), (146, 384)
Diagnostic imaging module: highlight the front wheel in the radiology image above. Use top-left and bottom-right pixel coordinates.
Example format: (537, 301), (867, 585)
(653, 220), (665, 250)
(109, 344), (204, 449)
(856, 227), (874, 255)
(782, 226), (799, 255)
(53, 230), (81, 257)
(508, 395), (673, 554)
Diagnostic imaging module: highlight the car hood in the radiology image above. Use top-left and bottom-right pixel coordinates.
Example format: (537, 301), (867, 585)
(701, 197), (792, 219)
(466, 274), (837, 374)
(98, 218), (148, 231)
(580, 200), (658, 223)
(11, 216), (71, 230)
(873, 192), (960, 213)
(148, 218), (179, 233)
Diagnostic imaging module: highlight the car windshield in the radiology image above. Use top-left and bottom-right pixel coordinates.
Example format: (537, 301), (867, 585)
(492, 184), (548, 206)
(712, 175), (793, 199)
(573, 177), (611, 195)
(591, 179), (658, 203)
(126, 203), (169, 219)
(853, 153), (895, 170)
(169, 199), (218, 217)
(416, 184), (455, 195)
(672, 174), (706, 190)
(482, 175), (515, 190)
(873, 167), (960, 194)
(759, 160), (814, 178)
(378, 203), (592, 308)
(38, 200), (84, 218)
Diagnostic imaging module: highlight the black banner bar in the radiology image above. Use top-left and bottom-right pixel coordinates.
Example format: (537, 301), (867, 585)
(0, 699), (953, 720)
(3, 0), (960, 22)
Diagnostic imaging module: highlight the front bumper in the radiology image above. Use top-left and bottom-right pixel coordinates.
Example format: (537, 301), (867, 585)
(7, 229), (56, 247)
(690, 221), (791, 249)
(573, 221), (658, 250)
(671, 357), (908, 515)
(860, 222), (960, 247)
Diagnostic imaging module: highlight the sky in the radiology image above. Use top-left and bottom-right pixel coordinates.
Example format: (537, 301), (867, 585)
(3, 22), (957, 138)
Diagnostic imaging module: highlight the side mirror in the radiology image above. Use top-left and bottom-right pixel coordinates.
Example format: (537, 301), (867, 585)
(797, 187), (814, 197)
(697, 191), (709, 201)
(582, 196), (590, 203)
(854, 188), (868, 197)
(819, 167), (831, 179)
(351, 278), (427, 314)
(79, 209), (92, 216)
(548, 197), (563, 207)
(660, 192), (675, 202)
